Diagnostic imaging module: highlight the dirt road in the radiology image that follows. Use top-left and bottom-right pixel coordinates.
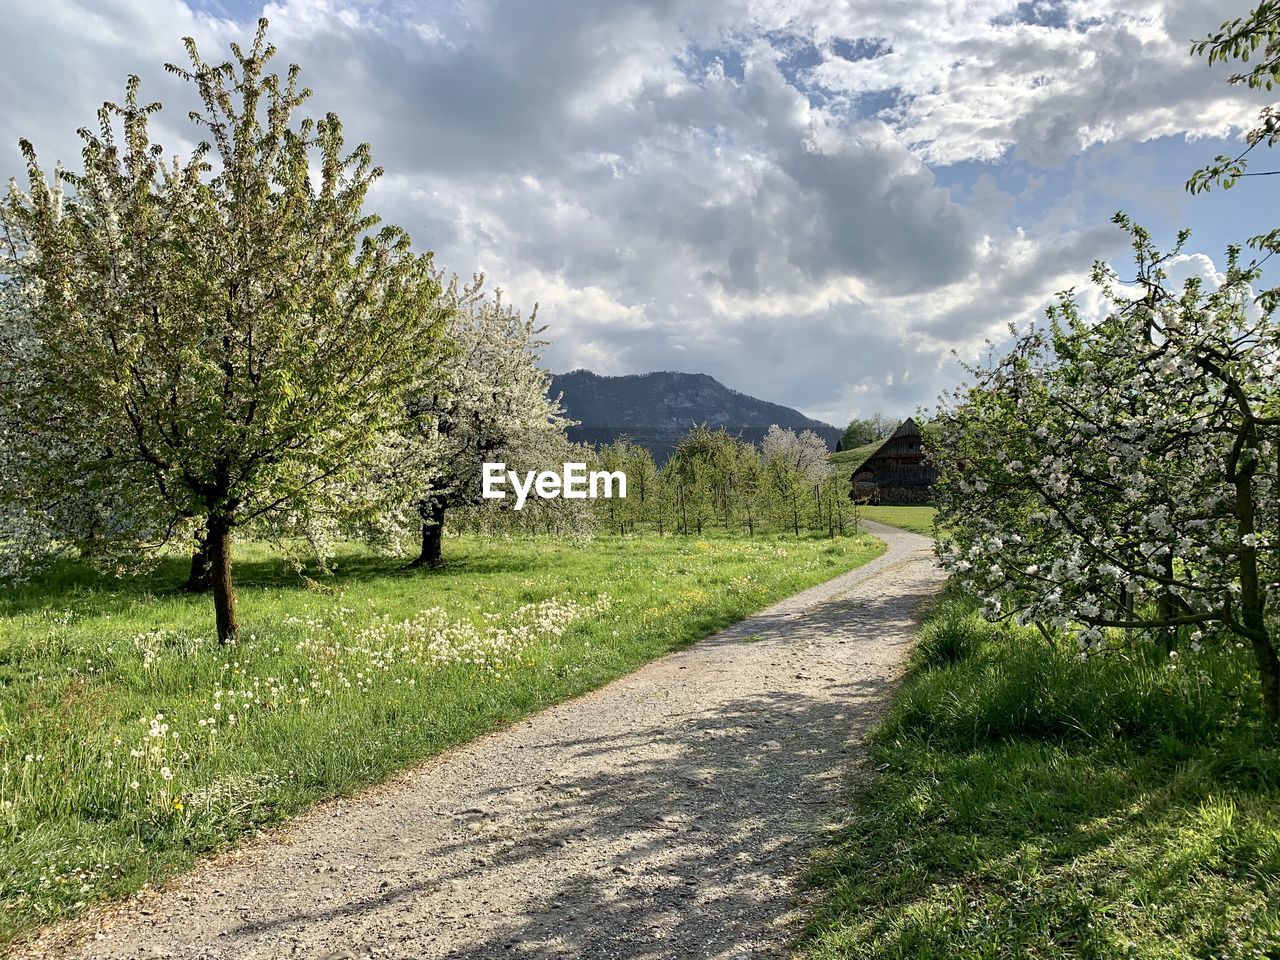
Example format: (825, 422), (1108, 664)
(22, 521), (944, 960)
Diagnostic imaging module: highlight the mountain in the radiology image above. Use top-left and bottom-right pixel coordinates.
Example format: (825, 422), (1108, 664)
(549, 370), (843, 462)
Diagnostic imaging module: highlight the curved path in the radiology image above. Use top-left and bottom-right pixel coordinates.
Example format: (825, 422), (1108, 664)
(23, 521), (944, 960)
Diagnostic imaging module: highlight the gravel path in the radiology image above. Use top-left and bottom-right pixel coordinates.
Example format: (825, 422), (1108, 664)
(22, 521), (944, 960)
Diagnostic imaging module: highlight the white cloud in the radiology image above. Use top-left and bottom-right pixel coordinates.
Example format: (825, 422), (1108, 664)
(0, 0), (1257, 424)
(802, 0), (1264, 166)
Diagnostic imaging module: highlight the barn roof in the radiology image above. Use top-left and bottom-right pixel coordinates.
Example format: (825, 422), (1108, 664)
(855, 418), (923, 471)
(888, 417), (921, 440)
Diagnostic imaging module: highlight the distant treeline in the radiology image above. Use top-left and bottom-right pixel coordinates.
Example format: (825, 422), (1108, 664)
(456, 424), (859, 539)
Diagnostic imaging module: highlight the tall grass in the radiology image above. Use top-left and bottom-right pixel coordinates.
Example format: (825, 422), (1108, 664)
(804, 586), (1280, 959)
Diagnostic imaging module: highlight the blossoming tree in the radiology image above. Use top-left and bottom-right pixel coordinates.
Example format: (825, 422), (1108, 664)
(0, 22), (450, 642)
(762, 425), (831, 537)
(394, 285), (572, 567)
(933, 217), (1280, 720)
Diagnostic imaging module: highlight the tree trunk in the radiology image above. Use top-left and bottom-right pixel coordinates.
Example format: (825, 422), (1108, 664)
(1230, 430), (1279, 723)
(1120, 585), (1135, 643)
(1247, 635), (1280, 724)
(411, 499), (446, 568)
(207, 515), (239, 645)
(182, 525), (212, 593)
(1157, 554), (1177, 653)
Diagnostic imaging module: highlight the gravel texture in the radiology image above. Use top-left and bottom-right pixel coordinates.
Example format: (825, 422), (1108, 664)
(18, 521), (944, 960)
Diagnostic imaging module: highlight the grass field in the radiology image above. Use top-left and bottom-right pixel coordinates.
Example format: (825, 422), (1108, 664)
(857, 506), (937, 538)
(0, 532), (883, 947)
(802, 587), (1280, 958)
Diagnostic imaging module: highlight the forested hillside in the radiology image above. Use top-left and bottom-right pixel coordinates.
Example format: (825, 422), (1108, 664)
(551, 370), (842, 460)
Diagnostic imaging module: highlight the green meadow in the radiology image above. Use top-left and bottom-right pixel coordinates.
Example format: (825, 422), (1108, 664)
(803, 588), (1280, 959)
(857, 506), (937, 538)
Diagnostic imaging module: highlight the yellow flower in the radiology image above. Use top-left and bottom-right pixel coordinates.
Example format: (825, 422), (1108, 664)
(173, 800), (184, 811)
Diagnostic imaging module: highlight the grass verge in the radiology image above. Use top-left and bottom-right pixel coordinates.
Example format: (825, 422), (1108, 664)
(802, 586), (1280, 959)
(858, 506), (937, 537)
(0, 532), (883, 947)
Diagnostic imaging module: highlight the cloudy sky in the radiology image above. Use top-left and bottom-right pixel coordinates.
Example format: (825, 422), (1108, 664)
(0, 0), (1274, 425)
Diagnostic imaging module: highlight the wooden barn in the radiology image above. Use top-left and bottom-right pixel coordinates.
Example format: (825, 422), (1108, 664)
(849, 417), (937, 505)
